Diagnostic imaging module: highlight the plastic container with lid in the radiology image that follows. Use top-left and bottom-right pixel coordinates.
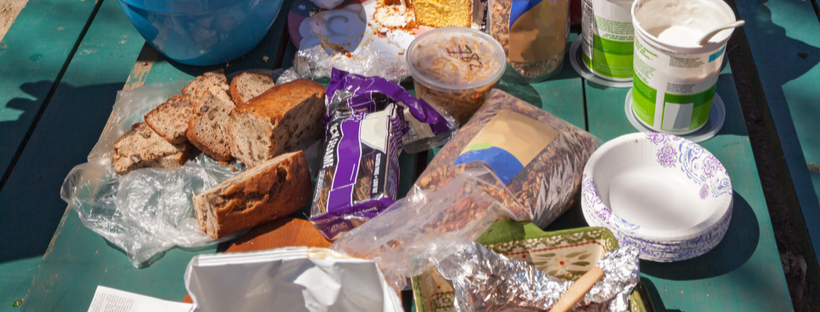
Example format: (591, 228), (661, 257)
(118, 0), (284, 66)
(406, 27), (506, 125)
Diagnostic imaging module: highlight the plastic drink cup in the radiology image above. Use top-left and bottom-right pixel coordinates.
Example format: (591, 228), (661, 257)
(630, 0), (737, 134)
(406, 27), (506, 125)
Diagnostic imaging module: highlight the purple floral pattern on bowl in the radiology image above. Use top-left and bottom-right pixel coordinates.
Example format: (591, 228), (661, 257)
(657, 144), (677, 168)
(699, 184), (709, 199)
(702, 155), (724, 178)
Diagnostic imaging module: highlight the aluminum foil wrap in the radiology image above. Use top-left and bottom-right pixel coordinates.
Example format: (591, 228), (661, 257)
(437, 243), (640, 312)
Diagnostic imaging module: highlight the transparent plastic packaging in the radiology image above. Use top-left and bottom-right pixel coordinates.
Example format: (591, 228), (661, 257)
(277, 44), (410, 85)
(488, 0), (571, 82)
(413, 89), (600, 228)
(60, 82), (244, 267)
(331, 168), (530, 292)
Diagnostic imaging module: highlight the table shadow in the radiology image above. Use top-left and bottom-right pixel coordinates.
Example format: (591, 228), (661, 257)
(641, 192), (759, 280)
(640, 278), (684, 312)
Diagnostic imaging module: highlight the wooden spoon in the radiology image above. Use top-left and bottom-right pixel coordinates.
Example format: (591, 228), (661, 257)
(698, 20), (745, 45)
(548, 267), (605, 312)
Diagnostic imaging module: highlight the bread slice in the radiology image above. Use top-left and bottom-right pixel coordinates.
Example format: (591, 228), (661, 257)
(186, 90), (236, 161)
(228, 79), (326, 168)
(144, 95), (194, 144)
(229, 71), (276, 106)
(181, 70), (224, 101)
(193, 151), (311, 239)
(112, 122), (191, 175)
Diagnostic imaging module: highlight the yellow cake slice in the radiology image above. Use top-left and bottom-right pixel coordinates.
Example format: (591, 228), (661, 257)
(412, 0), (471, 28)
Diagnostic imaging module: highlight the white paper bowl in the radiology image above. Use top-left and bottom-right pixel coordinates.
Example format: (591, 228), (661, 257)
(581, 133), (733, 245)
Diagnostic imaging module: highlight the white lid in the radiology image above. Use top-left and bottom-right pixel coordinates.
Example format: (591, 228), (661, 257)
(406, 27), (506, 90)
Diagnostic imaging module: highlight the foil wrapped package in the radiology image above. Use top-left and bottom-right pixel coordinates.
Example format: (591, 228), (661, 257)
(437, 243), (640, 312)
(327, 69), (459, 153)
(310, 100), (406, 240)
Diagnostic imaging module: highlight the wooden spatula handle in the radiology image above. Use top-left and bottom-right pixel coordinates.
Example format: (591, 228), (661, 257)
(548, 267), (605, 312)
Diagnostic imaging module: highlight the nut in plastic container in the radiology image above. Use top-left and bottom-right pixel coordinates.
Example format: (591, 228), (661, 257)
(407, 27), (506, 125)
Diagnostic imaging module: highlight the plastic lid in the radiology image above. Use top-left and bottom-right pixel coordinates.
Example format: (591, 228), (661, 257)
(406, 27), (506, 90)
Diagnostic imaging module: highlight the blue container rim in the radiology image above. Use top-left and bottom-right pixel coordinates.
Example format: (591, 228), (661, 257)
(119, 0), (239, 13)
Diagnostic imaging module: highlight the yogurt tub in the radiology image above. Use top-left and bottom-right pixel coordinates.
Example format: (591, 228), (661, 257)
(630, 0), (737, 134)
(581, 0), (635, 81)
(407, 27), (506, 125)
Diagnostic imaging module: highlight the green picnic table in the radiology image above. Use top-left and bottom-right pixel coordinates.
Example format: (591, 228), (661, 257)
(0, 0), (815, 310)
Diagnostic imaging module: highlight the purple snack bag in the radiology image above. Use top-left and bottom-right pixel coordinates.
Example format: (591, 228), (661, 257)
(327, 69), (458, 154)
(309, 101), (406, 240)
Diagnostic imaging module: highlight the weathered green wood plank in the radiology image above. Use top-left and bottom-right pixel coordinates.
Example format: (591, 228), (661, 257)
(735, 0), (820, 272)
(0, 0), (99, 179)
(0, 0), (101, 309)
(584, 67), (793, 310)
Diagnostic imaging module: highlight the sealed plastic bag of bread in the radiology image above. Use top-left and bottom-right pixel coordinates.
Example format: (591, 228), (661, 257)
(412, 89), (599, 228)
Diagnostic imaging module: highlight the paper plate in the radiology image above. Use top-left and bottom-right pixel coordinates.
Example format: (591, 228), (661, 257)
(568, 37), (633, 88)
(624, 88), (726, 143)
(581, 133), (733, 244)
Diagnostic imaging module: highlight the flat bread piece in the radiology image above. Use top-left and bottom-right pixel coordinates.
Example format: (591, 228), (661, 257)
(112, 122), (191, 175)
(144, 95), (194, 144)
(186, 91), (236, 161)
(229, 71), (276, 106)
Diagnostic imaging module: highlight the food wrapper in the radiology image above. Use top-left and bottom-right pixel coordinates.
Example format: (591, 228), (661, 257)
(277, 44), (410, 85)
(309, 99), (406, 240)
(331, 168), (530, 292)
(437, 243), (640, 312)
(327, 69), (458, 153)
(185, 247), (403, 312)
(413, 89), (600, 228)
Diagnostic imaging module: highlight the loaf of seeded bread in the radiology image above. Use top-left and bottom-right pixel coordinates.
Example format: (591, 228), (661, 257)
(186, 90), (236, 161)
(228, 79), (326, 168)
(229, 71), (276, 106)
(112, 122), (192, 175)
(192, 151), (311, 239)
(144, 95), (194, 144)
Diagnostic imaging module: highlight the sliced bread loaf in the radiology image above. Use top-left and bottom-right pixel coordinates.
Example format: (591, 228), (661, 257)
(186, 90), (236, 161)
(192, 151), (311, 239)
(112, 122), (191, 175)
(181, 70), (224, 101)
(144, 95), (194, 144)
(229, 71), (275, 106)
(228, 79), (326, 168)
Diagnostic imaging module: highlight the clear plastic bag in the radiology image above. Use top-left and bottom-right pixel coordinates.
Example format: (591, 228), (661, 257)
(276, 44), (410, 85)
(330, 168), (530, 292)
(60, 81), (244, 267)
(413, 89), (601, 228)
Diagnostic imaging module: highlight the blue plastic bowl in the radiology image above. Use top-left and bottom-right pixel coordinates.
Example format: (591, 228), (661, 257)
(119, 0), (284, 66)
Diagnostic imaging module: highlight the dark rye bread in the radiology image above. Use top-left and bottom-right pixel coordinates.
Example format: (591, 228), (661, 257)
(181, 70), (225, 103)
(112, 122), (191, 175)
(228, 79), (326, 168)
(229, 71), (275, 106)
(186, 90), (236, 161)
(192, 151), (311, 239)
(144, 95), (194, 144)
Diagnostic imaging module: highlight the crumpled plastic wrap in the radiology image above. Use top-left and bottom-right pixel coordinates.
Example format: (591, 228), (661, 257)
(60, 81), (244, 267)
(277, 44), (410, 85)
(331, 168), (531, 292)
(437, 243), (640, 312)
